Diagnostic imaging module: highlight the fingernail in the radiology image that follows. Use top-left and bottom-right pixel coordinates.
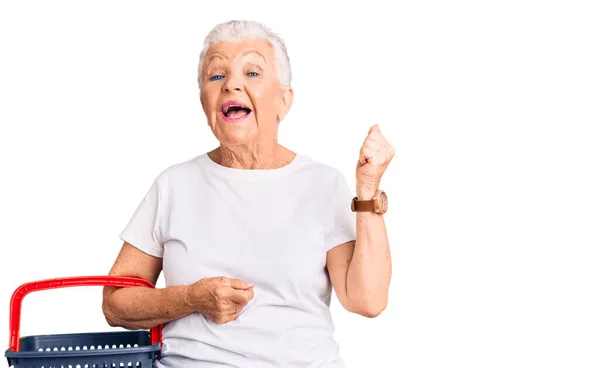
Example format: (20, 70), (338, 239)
(247, 282), (254, 287)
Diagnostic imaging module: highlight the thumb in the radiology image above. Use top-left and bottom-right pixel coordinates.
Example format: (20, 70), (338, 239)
(369, 124), (381, 134)
(358, 149), (368, 166)
(229, 278), (254, 290)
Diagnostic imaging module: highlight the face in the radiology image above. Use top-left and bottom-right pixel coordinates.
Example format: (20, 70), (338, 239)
(199, 38), (293, 147)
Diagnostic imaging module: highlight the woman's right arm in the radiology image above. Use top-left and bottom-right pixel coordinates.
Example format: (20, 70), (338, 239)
(102, 242), (193, 330)
(102, 242), (255, 329)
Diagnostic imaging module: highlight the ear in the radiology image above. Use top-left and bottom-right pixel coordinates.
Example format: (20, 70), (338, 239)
(277, 86), (294, 122)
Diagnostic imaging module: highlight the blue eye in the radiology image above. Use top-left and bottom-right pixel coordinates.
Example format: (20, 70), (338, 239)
(209, 75), (224, 81)
(247, 72), (260, 78)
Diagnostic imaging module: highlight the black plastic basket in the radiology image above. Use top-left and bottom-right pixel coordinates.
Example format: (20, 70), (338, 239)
(4, 276), (163, 368)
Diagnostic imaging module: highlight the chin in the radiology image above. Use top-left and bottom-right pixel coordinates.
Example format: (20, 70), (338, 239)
(218, 129), (256, 146)
(211, 114), (268, 144)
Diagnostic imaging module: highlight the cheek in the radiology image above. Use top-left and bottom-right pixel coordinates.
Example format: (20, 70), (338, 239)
(207, 104), (221, 122)
(249, 84), (282, 117)
(202, 85), (221, 111)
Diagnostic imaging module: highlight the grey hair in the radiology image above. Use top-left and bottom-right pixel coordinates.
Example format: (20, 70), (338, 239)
(197, 20), (292, 90)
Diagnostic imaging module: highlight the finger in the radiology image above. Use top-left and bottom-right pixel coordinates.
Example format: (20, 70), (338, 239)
(228, 297), (253, 322)
(366, 131), (388, 147)
(362, 139), (381, 152)
(369, 153), (388, 166)
(228, 288), (255, 304)
(225, 307), (242, 323)
(360, 141), (380, 164)
(359, 147), (378, 165)
(387, 144), (396, 159)
(215, 307), (240, 324)
(364, 132), (395, 159)
(228, 278), (254, 290)
(364, 134), (390, 157)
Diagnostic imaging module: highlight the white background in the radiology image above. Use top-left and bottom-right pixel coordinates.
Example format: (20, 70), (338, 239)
(1, 1), (599, 367)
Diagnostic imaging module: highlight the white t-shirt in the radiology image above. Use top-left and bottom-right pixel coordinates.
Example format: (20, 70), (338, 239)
(119, 152), (357, 368)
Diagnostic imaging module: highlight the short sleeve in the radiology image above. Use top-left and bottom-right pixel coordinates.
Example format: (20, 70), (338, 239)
(324, 171), (357, 251)
(119, 176), (165, 258)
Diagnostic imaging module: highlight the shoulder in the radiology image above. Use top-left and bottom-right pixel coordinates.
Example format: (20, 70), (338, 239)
(150, 154), (204, 187)
(295, 153), (352, 187)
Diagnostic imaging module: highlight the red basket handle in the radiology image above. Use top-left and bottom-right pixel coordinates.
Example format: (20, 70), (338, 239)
(8, 276), (163, 352)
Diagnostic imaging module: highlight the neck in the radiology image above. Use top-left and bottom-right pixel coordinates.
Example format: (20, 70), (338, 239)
(208, 142), (296, 170)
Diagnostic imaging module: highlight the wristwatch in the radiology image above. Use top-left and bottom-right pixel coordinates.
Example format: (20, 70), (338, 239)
(351, 190), (388, 214)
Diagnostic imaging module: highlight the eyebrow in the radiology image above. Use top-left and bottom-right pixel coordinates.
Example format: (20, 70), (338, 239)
(203, 55), (226, 75)
(243, 50), (266, 63)
(201, 50), (266, 79)
(247, 63), (264, 72)
(207, 53), (226, 62)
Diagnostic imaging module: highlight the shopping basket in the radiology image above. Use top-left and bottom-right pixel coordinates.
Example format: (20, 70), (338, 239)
(4, 276), (163, 368)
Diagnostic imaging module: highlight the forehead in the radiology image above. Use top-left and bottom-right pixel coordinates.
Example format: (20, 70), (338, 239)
(203, 38), (275, 65)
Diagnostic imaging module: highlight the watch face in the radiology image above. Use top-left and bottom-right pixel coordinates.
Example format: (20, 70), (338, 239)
(379, 191), (388, 212)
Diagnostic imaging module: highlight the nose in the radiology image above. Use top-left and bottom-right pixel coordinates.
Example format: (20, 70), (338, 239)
(222, 74), (244, 93)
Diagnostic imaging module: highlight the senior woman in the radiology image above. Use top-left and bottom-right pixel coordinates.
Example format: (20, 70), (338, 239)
(102, 20), (394, 368)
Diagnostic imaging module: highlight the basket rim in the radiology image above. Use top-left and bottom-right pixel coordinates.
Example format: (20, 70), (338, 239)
(17, 330), (150, 340)
(4, 342), (161, 358)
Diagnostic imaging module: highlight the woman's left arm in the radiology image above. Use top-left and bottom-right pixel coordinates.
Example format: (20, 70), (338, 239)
(327, 214), (391, 317)
(327, 124), (395, 318)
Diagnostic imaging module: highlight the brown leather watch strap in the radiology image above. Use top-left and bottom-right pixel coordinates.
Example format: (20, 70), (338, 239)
(351, 197), (374, 212)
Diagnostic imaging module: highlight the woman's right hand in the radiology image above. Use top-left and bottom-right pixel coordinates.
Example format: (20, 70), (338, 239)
(185, 276), (255, 324)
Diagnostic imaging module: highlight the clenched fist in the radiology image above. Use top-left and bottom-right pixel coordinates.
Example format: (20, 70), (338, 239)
(185, 276), (255, 324)
(356, 124), (395, 199)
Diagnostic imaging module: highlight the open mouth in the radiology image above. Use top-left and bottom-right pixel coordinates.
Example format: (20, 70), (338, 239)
(221, 104), (252, 119)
